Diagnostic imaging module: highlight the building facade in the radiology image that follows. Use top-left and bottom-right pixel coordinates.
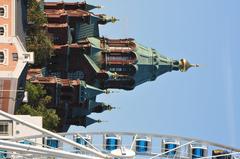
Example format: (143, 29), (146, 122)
(0, 114), (42, 145)
(0, 0), (34, 114)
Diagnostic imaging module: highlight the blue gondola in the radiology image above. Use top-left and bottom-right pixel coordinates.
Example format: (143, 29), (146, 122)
(162, 139), (180, 157)
(135, 136), (151, 153)
(46, 137), (59, 148)
(0, 150), (7, 159)
(212, 150), (232, 159)
(19, 140), (32, 145)
(74, 135), (92, 150)
(190, 144), (207, 159)
(104, 134), (121, 151)
(76, 137), (87, 145)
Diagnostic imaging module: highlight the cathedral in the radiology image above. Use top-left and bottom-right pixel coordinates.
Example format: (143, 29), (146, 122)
(27, 1), (198, 131)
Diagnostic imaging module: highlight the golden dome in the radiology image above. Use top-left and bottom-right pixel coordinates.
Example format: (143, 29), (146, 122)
(179, 59), (199, 72)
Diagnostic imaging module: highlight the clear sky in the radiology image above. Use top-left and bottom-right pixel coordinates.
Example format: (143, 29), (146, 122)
(47, 0), (240, 148)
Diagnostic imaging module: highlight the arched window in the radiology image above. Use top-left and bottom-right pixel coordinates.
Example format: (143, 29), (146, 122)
(0, 7), (4, 17)
(104, 52), (137, 65)
(0, 50), (7, 65)
(0, 26), (5, 36)
(0, 6), (7, 18)
(0, 52), (4, 63)
(107, 65), (137, 75)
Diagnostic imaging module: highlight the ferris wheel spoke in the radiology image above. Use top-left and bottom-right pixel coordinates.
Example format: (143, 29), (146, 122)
(130, 134), (138, 150)
(75, 133), (102, 153)
(149, 140), (195, 159)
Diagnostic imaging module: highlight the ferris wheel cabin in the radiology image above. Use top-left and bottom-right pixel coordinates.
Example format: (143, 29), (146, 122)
(103, 134), (121, 151)
(44, 137), (62, 149)
(212, 150), (233, 159)
(134, 136), (152, 154)
(162, 139), (180, 157)
(189, 143), (208, 159)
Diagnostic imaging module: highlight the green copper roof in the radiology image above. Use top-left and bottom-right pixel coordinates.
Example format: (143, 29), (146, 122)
(131, 42), (180, 86)
(85, 37), (197, 89)
(85, 3), (103, 11)
(87, 37), (101, 48)
(83, 54), (100, 73)
(79, 81), (107, 102)
(85, 84), (106, 99)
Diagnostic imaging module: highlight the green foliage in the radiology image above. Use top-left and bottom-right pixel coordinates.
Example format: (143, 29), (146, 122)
(26, 0), (53, 67)
(25, 81), (46, 106)
(27, 0), (47, 26)
(20, 0), (58, 132)
(16, 104), (59, 132)
(27, 30), (53, 66)
(16, 82), (60, 132)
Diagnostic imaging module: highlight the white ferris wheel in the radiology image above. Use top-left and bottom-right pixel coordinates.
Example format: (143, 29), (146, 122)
(0, 110), (239, 159)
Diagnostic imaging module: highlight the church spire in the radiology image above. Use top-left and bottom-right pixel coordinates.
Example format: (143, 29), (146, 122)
(178, 59), (199, 72)
(83, 2), (103, 11)
(98, 14), (119, 24)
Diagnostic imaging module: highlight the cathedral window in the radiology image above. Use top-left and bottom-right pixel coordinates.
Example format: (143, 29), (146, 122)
(67, 71), (84, 80)
(109, 46), (132, 52)
(109, 67), (120, 72)
(53, 36), (60, 43)
(104, 52), (136, 64)
(106, 55), (131, 61)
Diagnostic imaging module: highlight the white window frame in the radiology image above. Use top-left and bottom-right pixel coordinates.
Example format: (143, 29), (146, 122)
(0, 120), (12, 136)
(0, 24), (8, 37)
(0, 5), (8, 18)
(0, 49), (9, 65)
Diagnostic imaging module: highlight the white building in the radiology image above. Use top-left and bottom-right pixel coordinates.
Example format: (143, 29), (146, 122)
(0, 114), (42, 145)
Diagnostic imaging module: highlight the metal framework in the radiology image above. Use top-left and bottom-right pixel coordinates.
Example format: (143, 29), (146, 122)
(0, 110), (239, 159)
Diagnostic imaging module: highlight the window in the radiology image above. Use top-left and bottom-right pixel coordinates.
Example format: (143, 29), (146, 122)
(0, 25), (7, 36)
(12, 53), (18, 61)
(0, 49), (8, 65)
(0, 121), (11, 136)
(0, 6), (7, 18)
(0, 52), (4, 63)
(53, 36), (60, 43)
(0, 149), (7, 158)
(67, 71), (84, 80)
(0, 27), (4, 36)
(106, 55), (131, 61)
(0, 8), (4, 16)
(109, 67), (127, 72)
(47, 138), (59, 148)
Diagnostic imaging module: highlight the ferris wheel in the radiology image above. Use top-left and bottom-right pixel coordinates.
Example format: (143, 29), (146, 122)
(0, 110), (239, 159)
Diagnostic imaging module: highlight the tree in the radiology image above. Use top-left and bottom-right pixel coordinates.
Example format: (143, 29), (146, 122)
(16, 82), (60, 132)
(24, 81), (46, 106)
(27, 0), (47, 26)
(26, 0), (53, 67)
(26, 30), (53, 66)
(19, 0), (58, 131)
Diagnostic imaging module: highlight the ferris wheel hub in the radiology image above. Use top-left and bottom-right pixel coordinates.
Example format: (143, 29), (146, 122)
(110, 147), (136, 158)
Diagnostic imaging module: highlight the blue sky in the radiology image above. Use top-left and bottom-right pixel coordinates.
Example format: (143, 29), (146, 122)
(47, 0), (240, 148)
